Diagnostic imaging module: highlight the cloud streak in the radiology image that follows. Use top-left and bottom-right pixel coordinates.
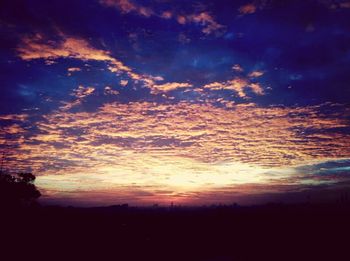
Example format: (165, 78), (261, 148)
(17, 34), (113, 62)
(16, 32), (168, 93)
(16, 32), (268, 99)
(150, 82), (192, 94)
(99, 0), (224, 35)
(203, 77), (264, 98)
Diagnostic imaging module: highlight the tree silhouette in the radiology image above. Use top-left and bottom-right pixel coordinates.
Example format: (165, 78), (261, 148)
(0, 171), (41, 208)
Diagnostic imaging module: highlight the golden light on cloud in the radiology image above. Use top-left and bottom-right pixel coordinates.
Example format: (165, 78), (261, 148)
(203, 78), (264, 97)
(2, 102), (350, 194)
(17, 34), (113, 61)
(150, 82), (193, 94)
(36, 154), (295, 205)
(2, 0), (350, 209)
(248, 71), (264, 78)
(16, 32), (182, 96)
(0, 99), (349, 206)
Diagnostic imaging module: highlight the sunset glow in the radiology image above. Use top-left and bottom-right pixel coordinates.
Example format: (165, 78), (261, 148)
(1, 0), (350, 206)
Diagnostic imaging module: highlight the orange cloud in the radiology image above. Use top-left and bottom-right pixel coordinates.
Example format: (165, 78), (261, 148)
(177, 15), (187, 25)
(104, 86), (120, 95)
(17, 33), (136, 76)
(138, 6), (154, 17)
(174, 12), (225, 35)
(160, 11), (172, 19)
(238, 3), (257, 15)
(203, 77), (264, 98)
(232, 64), (244, 72)
(16, 33), (268, 103)
(100, 0), (154, 17)
(150, 82), (192, 94)
(0, 114), (29, 121)
(3, 102), (350, 172)
(74, 85), (95, 98)
(67, 67), (82, 76)
(100, 0), (137, 13)
(67, 67), (81, 72)
(17, 34), (113, 61)
(16, 33), (166, 92)
(120, 80), (129, 86)
(190, 12), (225, 35)
(99, 1), (224, 35)
(2, 102), (350, 203)
(248, 71), (264, 78)
(60, 85), (95, 110)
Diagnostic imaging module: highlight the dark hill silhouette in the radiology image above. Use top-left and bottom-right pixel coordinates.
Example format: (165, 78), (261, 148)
(1, 201), (350, 261)
(0, 171), (349, 261)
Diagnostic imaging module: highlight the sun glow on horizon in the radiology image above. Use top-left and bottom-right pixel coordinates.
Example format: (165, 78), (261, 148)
(35, 153), (325, 201)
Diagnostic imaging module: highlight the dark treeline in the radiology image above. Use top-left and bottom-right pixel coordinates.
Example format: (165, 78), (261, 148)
(0, 171), (41, 208)
(1, 172), (349, 261)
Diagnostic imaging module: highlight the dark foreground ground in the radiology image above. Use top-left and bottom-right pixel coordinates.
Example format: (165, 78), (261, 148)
(1, 203), (350, 261)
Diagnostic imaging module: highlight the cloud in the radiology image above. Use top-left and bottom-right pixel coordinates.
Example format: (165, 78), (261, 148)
(238, 3), (257, 15)
(174, 12), (225, 35)
(1, 124), (27, 135)
(19, 33), (196, 100)
(99, 1), (224, 35)
(150, 82), (192, 94)
(3, 101), (350, 172)
(17, 33), (113, 61)
(100, 0), (137, 13)
(120, 80), (128, 86)
(189, 12), (225, 35)
(177, 15), (187, 25)
(13, 32), (272, 109)
(0, 114), (29, 149)
(232, 64), (244, 72)
(160, 11), (173, 19)
(67, 67), (81, 72)
(100, 0), (158, 17)
(327, 1), (350, 9)
(67, 67), (82, 76)
(59, 85), (95, 110)
(0, 114), (29, 121)
(16, 32), (166, 93)
(74, 86), (95, 99)
(339, 2), (350, 8)
(248, 71), (264, 78)
(203, 77), (264, 98)
(104, 86), (120, 95)
(17, 33), (136, 75)
(2, 100), (350, 204)
(100, 0), (154, 17)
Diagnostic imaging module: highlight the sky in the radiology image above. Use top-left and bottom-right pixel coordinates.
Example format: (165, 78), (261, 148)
(0, 0), (350, 206)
